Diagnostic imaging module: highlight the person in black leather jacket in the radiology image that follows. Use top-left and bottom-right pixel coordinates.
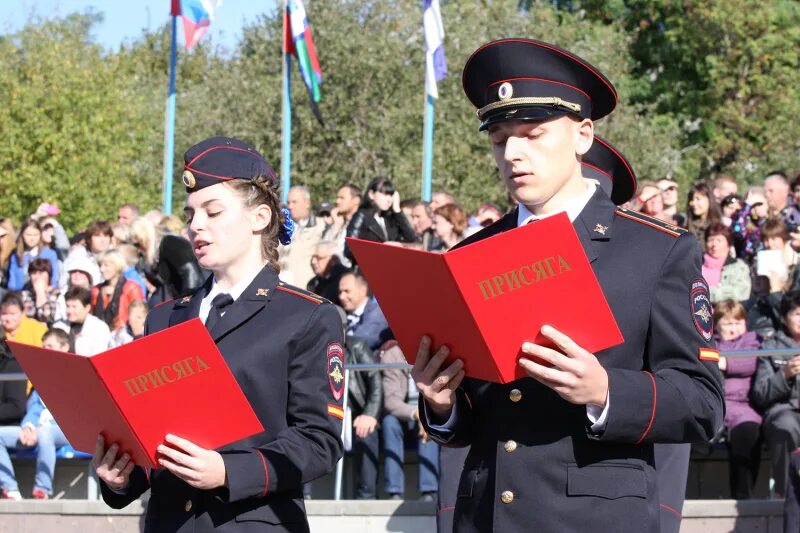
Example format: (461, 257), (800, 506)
(146, 233), (207, 307)
(345, 177), (416, 264)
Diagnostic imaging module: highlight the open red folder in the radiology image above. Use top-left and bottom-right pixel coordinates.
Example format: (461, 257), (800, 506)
(347, 213), (624, 384)
(8, 319), (263, 468)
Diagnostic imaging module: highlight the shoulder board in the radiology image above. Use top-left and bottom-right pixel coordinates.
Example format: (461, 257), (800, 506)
(152, 297), (177, 309)
(276, 283), (328, 305)
(614, 208), (686, 238)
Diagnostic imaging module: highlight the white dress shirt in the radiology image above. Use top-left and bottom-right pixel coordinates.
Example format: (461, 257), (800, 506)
(199, 264), (265, 324)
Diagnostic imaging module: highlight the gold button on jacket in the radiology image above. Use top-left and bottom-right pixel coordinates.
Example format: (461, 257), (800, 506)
(504, 440), (518, 453)
(500, 490), (514, 504)
(509, 389), (522, 402)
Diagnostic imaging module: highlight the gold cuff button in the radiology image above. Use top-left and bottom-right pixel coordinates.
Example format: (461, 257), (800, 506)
(500, 490), (514, 504)
(184, 500), (193, 512)
(509, 389), (522, 402)
(504, 440), (518, 453)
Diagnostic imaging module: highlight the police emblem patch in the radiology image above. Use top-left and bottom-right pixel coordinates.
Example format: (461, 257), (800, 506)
(327, 342), (345, 401)
(690, 278), (713, 341)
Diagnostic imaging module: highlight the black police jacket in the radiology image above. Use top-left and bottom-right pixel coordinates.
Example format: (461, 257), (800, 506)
(100, 265), (345, 533)
(421, 188), (725, 533)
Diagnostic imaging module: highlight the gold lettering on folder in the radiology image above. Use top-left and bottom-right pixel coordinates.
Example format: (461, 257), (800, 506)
(122, 356), (211, 397)
(476, 255), (572, 301)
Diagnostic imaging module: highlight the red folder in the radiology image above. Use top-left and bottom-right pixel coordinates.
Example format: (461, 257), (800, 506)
(347, 213), (623, 384)
(8, 319), (264, 468)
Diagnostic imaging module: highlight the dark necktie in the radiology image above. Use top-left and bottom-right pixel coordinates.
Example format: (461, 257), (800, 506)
(205, 293), (234, 332)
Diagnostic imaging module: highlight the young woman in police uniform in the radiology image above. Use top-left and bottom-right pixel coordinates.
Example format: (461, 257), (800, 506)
(92, 137), (345, 533)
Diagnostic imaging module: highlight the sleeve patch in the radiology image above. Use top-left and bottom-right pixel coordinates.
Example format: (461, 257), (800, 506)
(327, 342), (345, 401)
(699, 348), (720, 362)
(690, 278), (713, 341)
(327, 404), (344, 420)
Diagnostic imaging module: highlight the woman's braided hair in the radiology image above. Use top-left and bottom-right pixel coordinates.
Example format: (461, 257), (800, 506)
(225, 175), (285, 272)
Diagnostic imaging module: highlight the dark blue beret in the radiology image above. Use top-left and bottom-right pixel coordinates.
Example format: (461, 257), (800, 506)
(581, 135), (636, 205)
(182, 137), (277, 192)
(462, 38), (617, 131)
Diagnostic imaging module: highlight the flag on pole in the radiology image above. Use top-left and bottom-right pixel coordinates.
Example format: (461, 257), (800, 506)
(284, 0), (324, 124)
(423, 0), (447, 98)
(175, 0), (221, 51)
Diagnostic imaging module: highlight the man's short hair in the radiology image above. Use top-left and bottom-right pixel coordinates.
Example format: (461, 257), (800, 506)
(28, 258), (53, 277)
(290, 185), (312, 200)
(64, 286), (92, 307)
(339, 184), (362, 199)
(780, 290), (800, 319)
(42, 327), (70, 346)
(315, 241), (339, 256)
(406, 199), (432, 217)
(0, 292), (24, 311)
(120, 203), (140, 216)
(341, 270), (369, 290)
(432, 191), (456, 204)
(713, 174), (737, 187)
(765, 170), (788, 182)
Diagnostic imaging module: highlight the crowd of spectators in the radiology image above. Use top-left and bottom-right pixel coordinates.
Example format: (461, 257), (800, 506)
(3, 169), (800, 502)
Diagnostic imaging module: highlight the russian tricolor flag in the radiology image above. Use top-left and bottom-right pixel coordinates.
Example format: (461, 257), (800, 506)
(171, 0), (221, 51)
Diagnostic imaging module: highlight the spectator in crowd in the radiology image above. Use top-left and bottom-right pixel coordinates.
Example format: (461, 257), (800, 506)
(429, 191), (455, 213)
(750, 290), (800, 497)
(159, 214), (189, 240)
(635, 180), (670, 222)
(117, 244), (148, 298)
(346, 177), (417, 253)
(791, 174), (800, 201)
(0, 292), (47, 347)
(720, 194), (742, 227)
(0, 311), (27, 500)
(703, 223), (751, 303)
(745, 275), (781, 339)
(408, 200), (441, 251)
(20, 259), (61, 326)
(129, 217), (158, 275)
(39, 219), (68, 261)
(307, 241), (348, 306)
(92, 249), (145, 330)
(110, 222), (130, 248)
(764, 171), (800, 232)
(143, 209), (163, 227)
(63, 254), (100, 291)
(469, 203), (503, 231)
(110, 300), (147, 348)
(732, 187), (770, 263)
(279, 185), (325, 288)
(658, 178), (685, 227)
(6, 219), (59, 291)
(340, 307), (383, 500)
(54, 286), (110, 356)
(118, 203), (140, 226)
(84, 220), (114, 258)
(713, 300), (762, 499)
(338, 272), (390, 351)
(146, 223), (205, 307)
(686, 182), (722, 251)
(758, 218), (798, 294)
(430, 204), (468, 252)
(712, 174), (739, 203)
(0, 328), (72, 500)
(380, 340), (439, 501)
(0, 218), (16, 289)
(322, 184), (362, 266)
(316, 201), (335, 231)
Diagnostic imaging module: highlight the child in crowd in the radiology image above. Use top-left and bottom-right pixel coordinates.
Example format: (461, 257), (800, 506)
(110, 300), (147, 347)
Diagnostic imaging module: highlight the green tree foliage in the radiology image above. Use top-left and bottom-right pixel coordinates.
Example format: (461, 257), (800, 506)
(1, 1), (797, 230)
(0, 13), (164, 231)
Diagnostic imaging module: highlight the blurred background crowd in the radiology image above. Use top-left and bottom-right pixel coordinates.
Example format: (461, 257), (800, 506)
(3, 168), (800, 503)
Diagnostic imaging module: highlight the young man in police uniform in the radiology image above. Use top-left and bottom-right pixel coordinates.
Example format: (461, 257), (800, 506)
(412, 38), (724, 533)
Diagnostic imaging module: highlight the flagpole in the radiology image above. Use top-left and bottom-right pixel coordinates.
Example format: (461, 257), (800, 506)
(162, 12), (178, 215)
(421, 94), (434, 202)
(281, 0), (292, 205)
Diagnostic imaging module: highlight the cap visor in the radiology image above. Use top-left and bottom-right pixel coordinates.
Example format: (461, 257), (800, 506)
(479, 106), (573, 131)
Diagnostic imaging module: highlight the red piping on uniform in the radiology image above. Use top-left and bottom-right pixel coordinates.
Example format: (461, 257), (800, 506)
(463, 39), (618, 102)
(581, 162), (612, 180)
(636, 372), (657, 444)
(615, 210), (681, 237)
(257, 450), (269, 498)
(792, 448), (800, 455)
(276, 286), (322, 304)
(152, 297), (177, 309)
(487, 77), (593, 102)
(437, 505), (455, 515)
(183, 165), (237, 181)
(186, 145), (256, 166)
(593, 136), (637, 190)
(659, 503), (682, 519)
